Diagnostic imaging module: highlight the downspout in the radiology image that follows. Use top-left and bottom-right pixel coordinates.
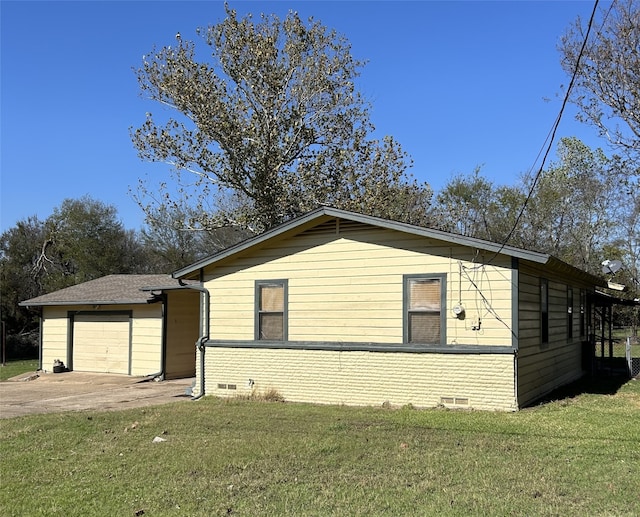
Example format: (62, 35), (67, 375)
(159, 293), (168, 380)
(38, 309), (43, 371)
(179, 279), (210, 400)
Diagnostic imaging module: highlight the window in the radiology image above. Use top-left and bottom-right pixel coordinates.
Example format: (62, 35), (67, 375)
(255, 280), (287, 341)
(579, 289), (586, 338)
(567, 286), (573, 339)
(541, 278), (549, 344)
(404, 275), (445, 344)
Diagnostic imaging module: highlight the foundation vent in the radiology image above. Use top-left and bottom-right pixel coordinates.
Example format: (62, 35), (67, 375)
(440, 397), (469, 406)
(217, 383), (237, 390)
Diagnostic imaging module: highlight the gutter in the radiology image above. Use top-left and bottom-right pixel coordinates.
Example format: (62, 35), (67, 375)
(178, 279), (210, 400)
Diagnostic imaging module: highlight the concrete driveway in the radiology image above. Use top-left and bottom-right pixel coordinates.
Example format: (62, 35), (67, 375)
(0, 371), (195, 419)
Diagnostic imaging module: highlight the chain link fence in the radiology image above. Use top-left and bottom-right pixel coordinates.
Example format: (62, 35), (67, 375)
(626, 336), (640, 379)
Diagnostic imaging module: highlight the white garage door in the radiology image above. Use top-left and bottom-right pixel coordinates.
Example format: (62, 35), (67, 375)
(73, 314), (130, 374)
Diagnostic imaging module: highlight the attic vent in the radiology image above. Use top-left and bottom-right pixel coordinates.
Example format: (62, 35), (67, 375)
(300, 220), (339, 237)
(300, 218), (375, 238)
(336, 220), (372, 234)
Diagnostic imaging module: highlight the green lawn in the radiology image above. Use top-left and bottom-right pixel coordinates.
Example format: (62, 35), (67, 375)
(0, 359), (39, 381)
(1, 378), (639, 516)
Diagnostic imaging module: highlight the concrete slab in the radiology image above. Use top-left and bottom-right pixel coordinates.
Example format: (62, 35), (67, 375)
(0, 371), (195, 419)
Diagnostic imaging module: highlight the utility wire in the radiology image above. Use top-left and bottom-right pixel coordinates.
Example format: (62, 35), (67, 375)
(489, 0), (601, 260)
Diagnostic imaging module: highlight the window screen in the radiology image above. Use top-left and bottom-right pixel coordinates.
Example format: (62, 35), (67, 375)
(256, 281), (286, 341)
(407, 277), (442, 344)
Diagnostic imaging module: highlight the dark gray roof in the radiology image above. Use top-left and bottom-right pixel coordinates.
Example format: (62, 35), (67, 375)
(19, 274), (184, 307)
(172, 206), (605, 287)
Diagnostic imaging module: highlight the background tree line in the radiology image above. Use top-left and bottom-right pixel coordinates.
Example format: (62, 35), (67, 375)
(2, 1), (638, 358)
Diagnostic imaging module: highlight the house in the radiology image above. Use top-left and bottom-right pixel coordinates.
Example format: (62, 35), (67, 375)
(21, 207), (618, 410)
(170, 207), (607, 411)
(19, 274), (200, 380)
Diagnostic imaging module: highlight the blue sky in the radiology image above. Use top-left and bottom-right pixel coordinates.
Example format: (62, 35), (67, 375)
(1, 1), (605, 232)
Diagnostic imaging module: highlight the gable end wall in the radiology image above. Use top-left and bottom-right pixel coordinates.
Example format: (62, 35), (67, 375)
(200, 222), (519, 410)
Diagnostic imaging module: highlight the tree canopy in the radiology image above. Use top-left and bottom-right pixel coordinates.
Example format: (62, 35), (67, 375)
(0, 197), (153, 358)
(560, 0), (640, 167)
(559, 0), (639, 297)
(131, 5), (431, 233)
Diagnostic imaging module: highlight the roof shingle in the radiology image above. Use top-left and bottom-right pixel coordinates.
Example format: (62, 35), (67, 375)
(19, 274), (182, 307)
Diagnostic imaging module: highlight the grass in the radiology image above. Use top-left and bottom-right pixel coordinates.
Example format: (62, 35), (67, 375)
(1, 378), (639, 516)
(0, 358), (39, 381)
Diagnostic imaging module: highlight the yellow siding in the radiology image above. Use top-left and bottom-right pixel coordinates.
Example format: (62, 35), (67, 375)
(516, 266), (592, 406)
(206, 227), (515, 346)
(165, 290), (199, 379)
(130, 304), (163, 376)
(41, 307), (70, 372)
(200, 347), (517, 411)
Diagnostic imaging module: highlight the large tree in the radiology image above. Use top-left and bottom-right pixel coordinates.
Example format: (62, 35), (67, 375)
(0, 197), (152, 358)
(430, 139), (622, 276)
(140, 204), (250, 272)
(131, 5), (431, 233)
(0, 216), (49, 357)
(35, 197), (150, 290)
(431, 168), (506, 241)
(519, 137), (615, 273)
(560, 0), (640, 167)
(560, 0), (639, 300)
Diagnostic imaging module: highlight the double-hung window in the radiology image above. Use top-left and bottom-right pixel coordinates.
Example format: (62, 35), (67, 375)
(404, 274), (446, 344)
(541, 278), (549, 345)
(579, 289), (586, 338)
(255, 280), (287, 341)
(567, 286), (574, 339)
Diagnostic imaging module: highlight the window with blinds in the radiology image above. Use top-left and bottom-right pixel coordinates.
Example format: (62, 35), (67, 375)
(256, 280), (287, 341)
(405, 276), (444, 344)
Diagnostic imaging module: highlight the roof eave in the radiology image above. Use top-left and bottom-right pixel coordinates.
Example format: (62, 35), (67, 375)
(139, 283), (200, 292)
(172, 207), (555, 279)
(544, 256), (607, 288)
(19, 299), (149, 307)
(172, 208), (335, 279)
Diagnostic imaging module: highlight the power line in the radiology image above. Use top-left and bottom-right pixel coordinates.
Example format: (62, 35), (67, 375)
(491, 0), (601, 258)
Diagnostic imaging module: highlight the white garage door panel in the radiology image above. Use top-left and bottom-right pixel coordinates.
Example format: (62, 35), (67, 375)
(73, 314), (130, 374)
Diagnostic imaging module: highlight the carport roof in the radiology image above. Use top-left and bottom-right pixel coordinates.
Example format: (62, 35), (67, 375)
(19, 274), (184, 307)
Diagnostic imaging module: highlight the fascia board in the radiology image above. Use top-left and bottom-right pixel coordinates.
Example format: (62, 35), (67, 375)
(18, 300), (148, 307)
(171, 207), (596, 284)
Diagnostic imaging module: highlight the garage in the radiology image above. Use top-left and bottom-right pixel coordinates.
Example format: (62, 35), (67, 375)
(20, 274), (201, 379)
(72, 312), (131, 374)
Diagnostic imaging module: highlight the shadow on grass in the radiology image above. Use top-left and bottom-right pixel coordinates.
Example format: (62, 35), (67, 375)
(532, 371), (632, 407)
